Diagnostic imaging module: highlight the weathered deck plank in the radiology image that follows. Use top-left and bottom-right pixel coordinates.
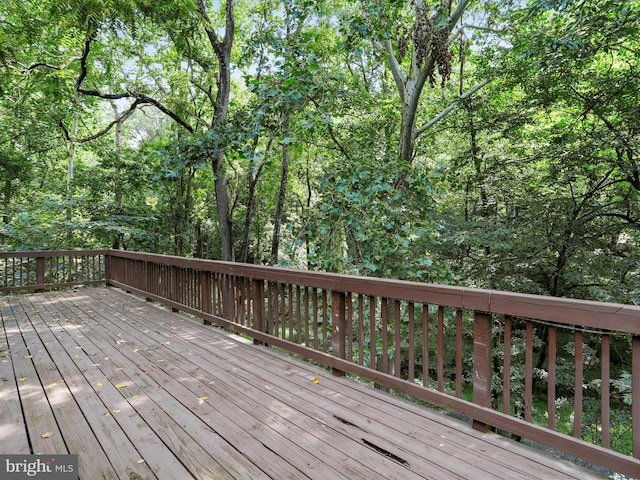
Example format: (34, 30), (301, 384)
(0, 303), (30, 453)
(1, 288), (607, 480)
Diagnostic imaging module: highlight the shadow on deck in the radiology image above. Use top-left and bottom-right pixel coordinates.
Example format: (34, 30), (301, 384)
(1, 287), (606, 479)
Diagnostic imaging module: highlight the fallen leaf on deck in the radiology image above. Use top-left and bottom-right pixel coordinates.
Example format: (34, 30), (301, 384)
(113, 409), (121, 413)
(170, 326), (177, 330)
(66, 319), (73, 323)
(126, 395), (139, 402)
(115, 384), (127, 389)
(96, 382), (103, 387)
(197, 396), (208, 405)
(23, 355), (33, 359)
(136, 459), (145, 465)
(18, 377), (28, 382)
(313, 377), (320, 384)
(114, 367), (123, 371)
(41, 432), (56, 439)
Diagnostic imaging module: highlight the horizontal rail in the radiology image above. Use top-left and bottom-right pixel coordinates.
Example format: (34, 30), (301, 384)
(2, 249), (639, 477)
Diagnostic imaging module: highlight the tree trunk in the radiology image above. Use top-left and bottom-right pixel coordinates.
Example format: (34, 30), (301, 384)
(213, 152), (234, 261)
(66, 116), (78, 245)
(270, 114), (291, 265)
(0, 178), (11, 245)
(109, 98), (124, 249)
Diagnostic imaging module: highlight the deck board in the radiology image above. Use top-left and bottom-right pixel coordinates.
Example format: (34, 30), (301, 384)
(1, 287), (607, 479)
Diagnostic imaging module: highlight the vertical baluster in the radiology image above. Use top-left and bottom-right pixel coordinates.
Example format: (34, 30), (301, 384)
(331, 291), (346, 376)
(601, 333), (610, 449)
(296, 286), (302, 344)
(346, 292), (353, 361)
(632, 335), (640, 458)
(503, 316), (512, 414)
(573, 330), (584, 438)
(548, 325), (557, 430)
(394, 300), (401, 378)
(277, 283), (283, 337)
(422, 305), (429, 387)
(288, 284), (294, 340)
(525, 321), (534, 422)
(252, 279), (265, 345)
(266, 281), (274, 335)
(408, 303), (415, 383)
(369, 296), (376, 370)
(304, 286), (310, 347)
(322, 289), (329, 352)
(455, 309), (463, 398)
(437, 306), (445, 392)
(381, 298), (389, 374)
(312, 288), (319, 350)
(358, 294), (364, 366)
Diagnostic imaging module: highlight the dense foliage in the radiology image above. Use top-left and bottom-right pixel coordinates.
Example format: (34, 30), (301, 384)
(1, 0), (637, 304)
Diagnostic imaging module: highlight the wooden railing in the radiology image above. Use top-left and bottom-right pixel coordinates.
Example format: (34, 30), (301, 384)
(2, 250), (639, 477)
(0, 250), (107, 292)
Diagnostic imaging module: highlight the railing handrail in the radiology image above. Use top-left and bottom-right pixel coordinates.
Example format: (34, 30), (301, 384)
(106, 249), (640, 334)
(0, 249), (110, 259)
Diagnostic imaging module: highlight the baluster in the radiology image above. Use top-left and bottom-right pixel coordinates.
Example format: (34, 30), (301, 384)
(548, 325), (557, 430)
(503, 316), (512, 414)
(408, 302), (415, 383)
(331, 290), (346, 376)
(525, 321), (534, 422)
(573, 330), (583, 438)
(437, 306), (445, 392)
(422, 305), (429, 387)
(601, 333), (610, 449)
(455, 309), (463, 398)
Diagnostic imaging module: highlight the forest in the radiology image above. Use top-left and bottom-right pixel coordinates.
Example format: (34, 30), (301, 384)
(1, 0), (638, 306)
(1, 0), (639, 461)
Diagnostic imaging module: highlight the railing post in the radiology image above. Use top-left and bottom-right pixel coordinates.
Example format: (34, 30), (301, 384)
(252, 279), (265, 345)
(331, 291), (346, 377)
(201, 271), (212, 325)
(473, 311), (492, 432)
(35, 256), (45, 291)
(104, 253), (112, 286)
(633, 335), (640, 458)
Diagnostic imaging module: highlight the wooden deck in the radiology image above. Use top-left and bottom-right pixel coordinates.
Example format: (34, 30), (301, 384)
(1, 287), (607, 479)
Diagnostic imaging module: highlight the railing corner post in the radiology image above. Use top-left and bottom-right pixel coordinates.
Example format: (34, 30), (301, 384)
(35, 256), (45, 291)
(331, 290), (347, 377)
(252, 279), (265, 345)
(104, 253), (112, 286)
(473, 310), (492, 432)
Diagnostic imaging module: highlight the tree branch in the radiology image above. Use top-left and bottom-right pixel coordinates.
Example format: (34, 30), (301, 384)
(416, 79), (490, 137)
(74, 32), (195, 133)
